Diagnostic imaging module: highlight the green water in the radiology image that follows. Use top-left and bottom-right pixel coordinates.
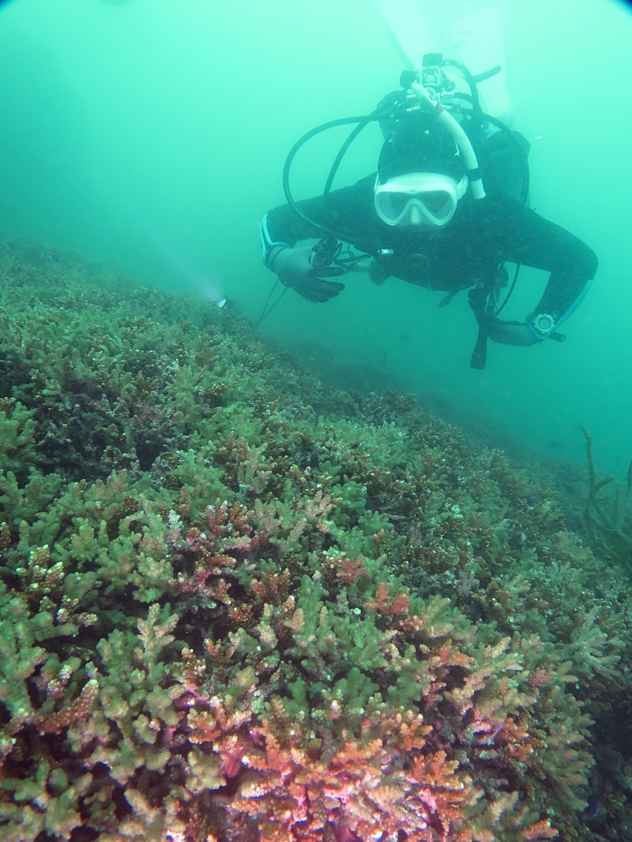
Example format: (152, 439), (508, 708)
(0, 0), (630, 476)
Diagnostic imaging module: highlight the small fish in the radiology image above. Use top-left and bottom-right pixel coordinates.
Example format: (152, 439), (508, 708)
(50, 254), (60, 264)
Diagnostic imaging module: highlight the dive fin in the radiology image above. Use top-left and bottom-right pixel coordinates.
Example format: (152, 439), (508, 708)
(377, 0), (512, 123)
(377, 0), (436, 70)
(451, 5), (512, 124)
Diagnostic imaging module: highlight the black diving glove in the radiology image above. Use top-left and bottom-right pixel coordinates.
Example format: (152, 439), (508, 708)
(468, 287), (541, 347)
(478, 315), (540, 347)
(270, 245), (345, 303)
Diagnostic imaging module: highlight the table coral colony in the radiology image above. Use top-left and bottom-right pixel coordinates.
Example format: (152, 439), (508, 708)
(0, 238), (628, 842)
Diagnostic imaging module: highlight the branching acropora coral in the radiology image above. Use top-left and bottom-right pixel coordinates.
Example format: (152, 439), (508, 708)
(0, 237), (628, 842)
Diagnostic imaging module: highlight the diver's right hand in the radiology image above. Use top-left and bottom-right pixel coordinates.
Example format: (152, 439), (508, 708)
(270, 245), (345, 303)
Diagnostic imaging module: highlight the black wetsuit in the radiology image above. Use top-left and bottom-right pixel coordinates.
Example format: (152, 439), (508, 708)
(264, 174), (598, 322)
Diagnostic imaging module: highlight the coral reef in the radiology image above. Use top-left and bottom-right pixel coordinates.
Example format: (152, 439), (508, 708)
(581, 428), (632, 571)
(0, 237), (631, 841)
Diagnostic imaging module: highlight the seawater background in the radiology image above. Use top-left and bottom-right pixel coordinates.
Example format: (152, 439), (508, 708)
(0, 0), (630, 476)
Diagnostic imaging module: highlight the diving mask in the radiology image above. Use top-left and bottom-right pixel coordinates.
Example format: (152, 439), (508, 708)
(374, 172), (468, 227)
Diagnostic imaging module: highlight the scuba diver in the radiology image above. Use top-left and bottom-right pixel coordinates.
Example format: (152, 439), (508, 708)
(260, 56), (597, 368)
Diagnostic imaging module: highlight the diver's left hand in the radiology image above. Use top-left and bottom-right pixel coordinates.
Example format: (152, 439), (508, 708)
(481, 317), (540, 346)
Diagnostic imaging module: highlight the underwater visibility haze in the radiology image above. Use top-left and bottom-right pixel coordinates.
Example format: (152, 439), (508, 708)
(1, 0), (632, 840)
(0, 0), (630, 472)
